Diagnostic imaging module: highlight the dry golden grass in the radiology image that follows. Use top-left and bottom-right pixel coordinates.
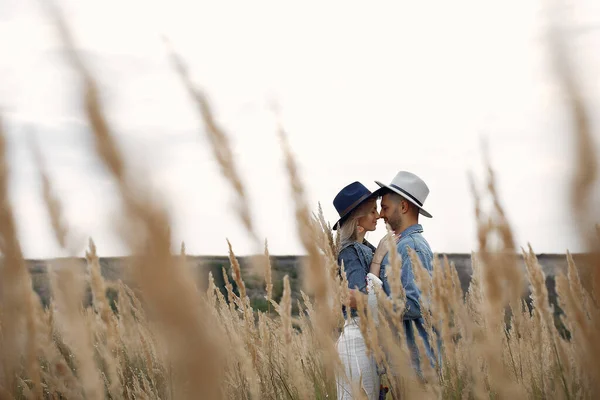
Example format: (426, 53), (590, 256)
(0, 2), (599, 399)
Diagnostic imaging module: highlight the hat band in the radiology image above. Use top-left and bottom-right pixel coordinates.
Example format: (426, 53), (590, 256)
(339, 192), (373, 219)
(389, 184), (423, 206)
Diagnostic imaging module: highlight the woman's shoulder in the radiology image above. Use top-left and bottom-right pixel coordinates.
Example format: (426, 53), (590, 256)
(337, 242), (365, 261)
(339, 240), (373, 252)
(338, 243), (359, 259)
(338, 241), (373, 263)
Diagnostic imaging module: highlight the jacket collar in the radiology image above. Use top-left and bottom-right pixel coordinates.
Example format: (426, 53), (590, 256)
(397, 224), (423, 239)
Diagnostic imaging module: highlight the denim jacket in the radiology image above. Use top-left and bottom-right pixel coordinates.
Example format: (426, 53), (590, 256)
(338, 239), (376, 319)
(379, 224), (437, 373)
(380, 224), (433, 319)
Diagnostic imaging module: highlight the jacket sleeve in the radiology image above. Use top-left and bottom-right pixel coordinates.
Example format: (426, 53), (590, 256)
(339, 246), (368, 294)
(398, 242), (423, 319)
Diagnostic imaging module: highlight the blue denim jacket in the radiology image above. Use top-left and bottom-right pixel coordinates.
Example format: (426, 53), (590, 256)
(380, 224), (437, 372)
(380, 224), (433, 319)
(338, 240), (376, 319)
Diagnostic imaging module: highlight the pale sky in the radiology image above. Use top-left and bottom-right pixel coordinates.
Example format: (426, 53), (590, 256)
(1, 0), (599, 258)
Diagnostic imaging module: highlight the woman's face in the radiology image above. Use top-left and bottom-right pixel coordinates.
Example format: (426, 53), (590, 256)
(357, 199), (379, 232)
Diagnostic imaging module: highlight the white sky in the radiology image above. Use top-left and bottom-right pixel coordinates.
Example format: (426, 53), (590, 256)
(1, 0), (599, 258)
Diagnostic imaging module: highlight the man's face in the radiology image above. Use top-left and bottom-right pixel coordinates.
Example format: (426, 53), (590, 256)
(379, 193), (403, 232)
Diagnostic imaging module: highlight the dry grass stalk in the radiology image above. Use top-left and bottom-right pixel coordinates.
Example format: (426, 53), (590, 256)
(276, 117), (326, 304)
(547, 5), (600, 396)
(468, 155), (529, 399)
(29, 133), (69, 250)
(555, 254), (600, 396)
(524, 246), (571, 398)
(280, 276), (292, 346)
(547, 7), (598, 241)
(227, 238), (247, 302)
(0, 117), (42, 397)
(547, 0), (600, 306)
(313, 202), (337, 261)
(85, 240), (121, 398)
(31, 124), (124, 398)
(49, 262), (105, 400)
(165, 39), (260, 248)
(47, 4), (225, 398)
(383, 223), (406, 327)
(264, 239), (273, 303)
(275, 111), (340, 377)
(222, 266), (241, 311)
(165, 40), (279, 292)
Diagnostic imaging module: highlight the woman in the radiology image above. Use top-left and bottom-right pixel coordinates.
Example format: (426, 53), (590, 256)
(333, 181), (388, 400)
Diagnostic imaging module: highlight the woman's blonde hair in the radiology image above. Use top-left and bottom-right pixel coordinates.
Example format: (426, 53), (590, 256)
(337, 197), (376, 251)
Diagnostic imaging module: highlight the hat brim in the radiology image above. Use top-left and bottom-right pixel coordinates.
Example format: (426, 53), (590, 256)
(374, 181), (433, 218)
(332, 192), (378, 230)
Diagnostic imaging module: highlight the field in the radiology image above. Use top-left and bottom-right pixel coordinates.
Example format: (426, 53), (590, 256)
(1, 4), (600, 400)
(25, 253), (592, 326)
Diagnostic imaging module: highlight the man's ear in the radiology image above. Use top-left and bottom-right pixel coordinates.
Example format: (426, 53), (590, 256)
(399, 199), (408, 214)
(401, 199), (413, 215)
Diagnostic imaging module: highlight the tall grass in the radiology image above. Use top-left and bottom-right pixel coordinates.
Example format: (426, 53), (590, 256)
(0, 2), (599, 399)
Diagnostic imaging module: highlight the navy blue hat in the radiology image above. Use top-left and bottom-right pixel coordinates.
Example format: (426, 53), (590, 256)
(332, 181), (375, 230)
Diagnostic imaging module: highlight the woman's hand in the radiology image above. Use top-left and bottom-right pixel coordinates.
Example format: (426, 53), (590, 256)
(373, 234), (391, 263)
(370, 233), (399, 276)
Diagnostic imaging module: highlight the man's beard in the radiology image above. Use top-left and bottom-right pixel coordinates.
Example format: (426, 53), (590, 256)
(388, 213), (402, 232)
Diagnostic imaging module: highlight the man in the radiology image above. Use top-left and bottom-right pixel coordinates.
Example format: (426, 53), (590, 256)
(373, 171), (437, 374)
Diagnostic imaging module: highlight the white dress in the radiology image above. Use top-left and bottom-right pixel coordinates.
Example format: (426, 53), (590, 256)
(336, 274), (383, 400)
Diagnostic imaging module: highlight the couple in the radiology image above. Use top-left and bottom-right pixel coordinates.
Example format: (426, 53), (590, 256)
(334, 171), (436, 400)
